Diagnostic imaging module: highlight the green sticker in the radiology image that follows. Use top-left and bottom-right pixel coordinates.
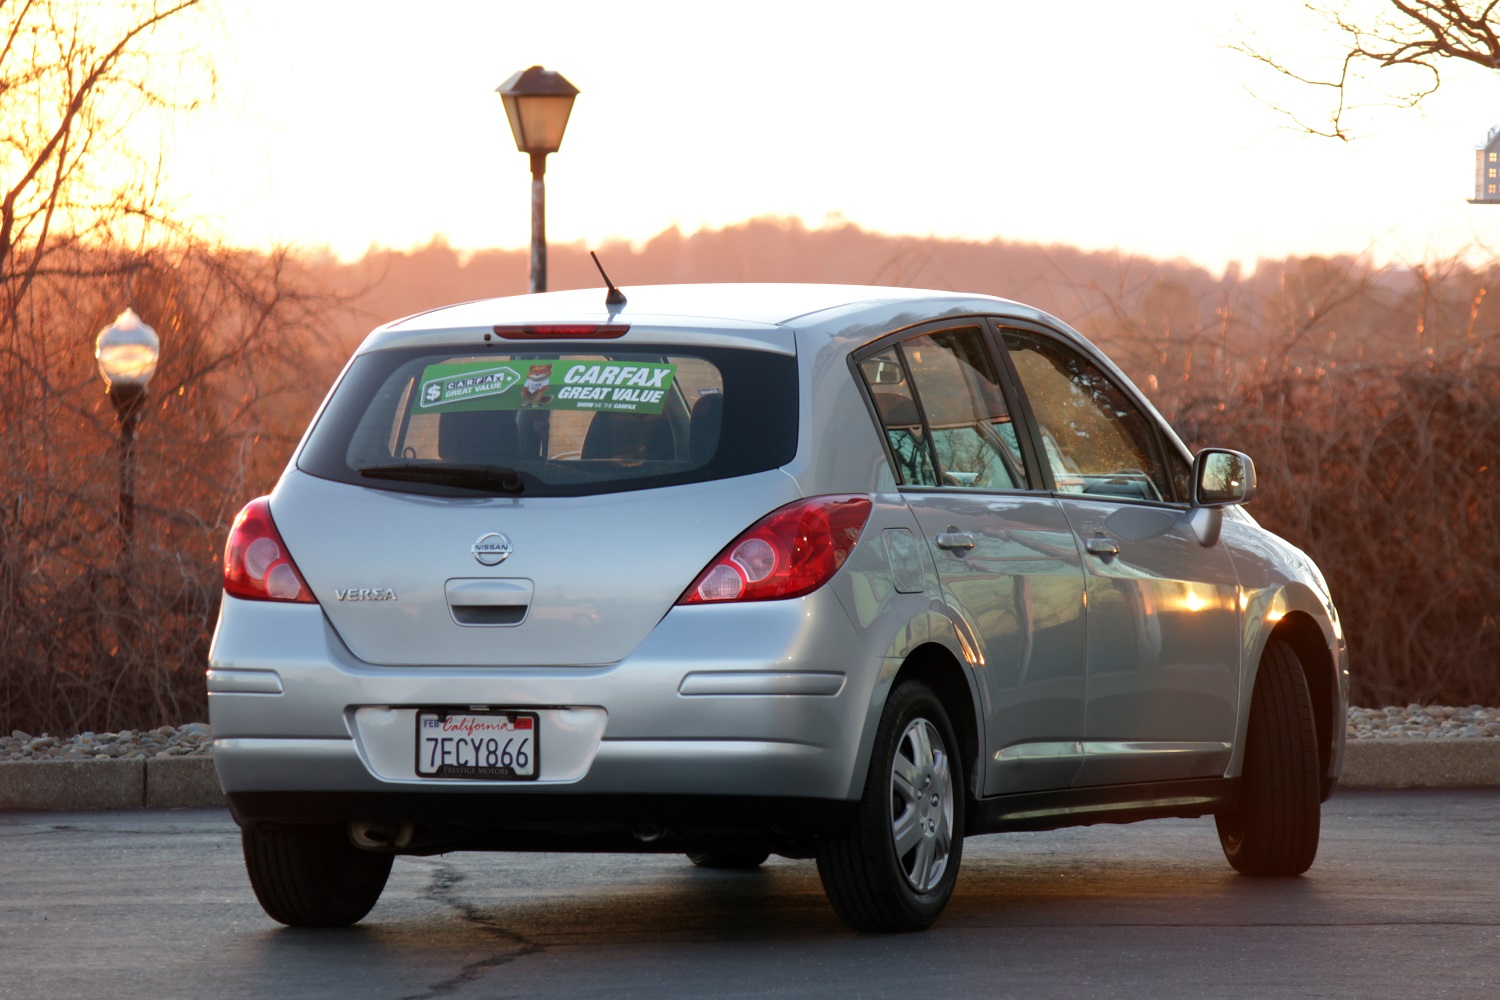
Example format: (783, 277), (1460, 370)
(418, 360), (678, 414)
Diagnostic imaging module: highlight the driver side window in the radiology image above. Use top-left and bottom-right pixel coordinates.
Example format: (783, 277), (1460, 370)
(1002, 330), (1170, 502)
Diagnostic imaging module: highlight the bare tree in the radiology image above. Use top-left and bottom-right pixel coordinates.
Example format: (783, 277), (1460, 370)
(0, 0), (211, 313)
(0, 2), (349, 733)
(1238, 1), (1500, 138)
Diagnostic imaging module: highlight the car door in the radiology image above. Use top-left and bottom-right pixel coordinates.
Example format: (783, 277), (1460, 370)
(998, 326), (1241, 787)
(857, 325), (1089, 796)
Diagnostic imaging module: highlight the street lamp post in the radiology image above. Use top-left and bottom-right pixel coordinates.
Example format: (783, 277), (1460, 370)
(94, 308), (159, 559)
(497, 65), (579, 293)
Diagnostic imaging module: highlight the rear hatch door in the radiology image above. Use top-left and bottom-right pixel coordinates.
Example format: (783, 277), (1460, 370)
(273, 469), (802, 667)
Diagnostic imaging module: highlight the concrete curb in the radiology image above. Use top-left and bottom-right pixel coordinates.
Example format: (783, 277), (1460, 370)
(0, 757), (225, 811)
(2, 741), (1498, 811)
(1339, 738), (1500, 788)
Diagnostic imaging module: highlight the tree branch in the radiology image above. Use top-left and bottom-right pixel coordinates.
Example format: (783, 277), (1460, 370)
(1237, 1), (1500, 137)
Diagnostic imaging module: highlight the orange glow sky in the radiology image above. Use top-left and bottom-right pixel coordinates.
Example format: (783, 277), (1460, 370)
(166, 0), (1500, 275)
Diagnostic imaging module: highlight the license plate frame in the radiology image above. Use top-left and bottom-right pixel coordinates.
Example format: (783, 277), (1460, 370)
(414, 709), (540, 780)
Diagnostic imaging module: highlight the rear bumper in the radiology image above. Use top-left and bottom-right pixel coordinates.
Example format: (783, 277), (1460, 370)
(213, 732), (846, 798)
(224, 787), (855, 853)
(208, 589), (886, 813)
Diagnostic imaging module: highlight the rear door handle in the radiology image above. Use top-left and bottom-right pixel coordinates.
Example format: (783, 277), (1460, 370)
(935, 532), (975, 551)
(1084, 534), (1119, 558)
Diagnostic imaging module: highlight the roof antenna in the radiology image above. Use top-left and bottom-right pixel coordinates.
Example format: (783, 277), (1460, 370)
(590, 251), (627, 307)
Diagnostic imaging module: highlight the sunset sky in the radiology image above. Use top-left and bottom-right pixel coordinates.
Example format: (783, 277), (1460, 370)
(168, 0), (1500, 276)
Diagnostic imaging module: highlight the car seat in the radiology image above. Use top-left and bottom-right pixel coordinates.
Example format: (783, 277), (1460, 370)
(437, 408), (521, 465)
(580, 410), (675, 461)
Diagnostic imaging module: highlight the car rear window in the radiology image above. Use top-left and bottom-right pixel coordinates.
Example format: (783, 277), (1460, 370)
(297, 344), (798, 497)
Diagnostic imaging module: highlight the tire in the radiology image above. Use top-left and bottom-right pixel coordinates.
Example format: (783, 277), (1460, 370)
(1216, 640), (1322, 876)
(242, 823), (393, 927)
(686, 852), (771, 870)
(816, 680), (965, 932)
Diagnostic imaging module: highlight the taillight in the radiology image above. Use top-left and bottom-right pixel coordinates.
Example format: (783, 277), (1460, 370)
(679, 495), (873, 604)
(223, 497), (316, 604)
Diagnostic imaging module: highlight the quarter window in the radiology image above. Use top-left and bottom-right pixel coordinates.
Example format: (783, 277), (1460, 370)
(1165, 446), (1193, 504)
(1002, 330), (1170, 502)
(860, 348), (937, 487)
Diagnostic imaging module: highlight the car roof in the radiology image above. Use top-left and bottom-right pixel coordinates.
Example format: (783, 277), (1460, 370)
(362, 283), (1057, 354)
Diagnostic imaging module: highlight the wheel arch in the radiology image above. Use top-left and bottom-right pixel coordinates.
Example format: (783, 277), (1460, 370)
(888, 642), (982, 810)
(1266, 610), (1345, 801)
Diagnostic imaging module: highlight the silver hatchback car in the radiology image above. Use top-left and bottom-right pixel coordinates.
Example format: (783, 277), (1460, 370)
(209, 283), (1348, 932)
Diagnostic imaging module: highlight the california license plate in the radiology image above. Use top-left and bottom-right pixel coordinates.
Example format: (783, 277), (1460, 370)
(415, 711), (539, 780)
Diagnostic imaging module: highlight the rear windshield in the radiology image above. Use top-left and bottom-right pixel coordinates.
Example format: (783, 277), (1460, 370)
(297, 344), (798, 497)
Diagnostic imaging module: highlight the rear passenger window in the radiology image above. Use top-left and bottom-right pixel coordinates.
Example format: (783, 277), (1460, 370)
(859, 327), (1026, 491)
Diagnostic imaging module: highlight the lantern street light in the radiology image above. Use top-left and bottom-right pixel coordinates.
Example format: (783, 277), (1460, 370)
(497, 65), (579, 293)
(95, 308), (159, 557)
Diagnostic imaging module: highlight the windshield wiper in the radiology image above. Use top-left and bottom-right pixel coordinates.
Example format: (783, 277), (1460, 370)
(358, 462), (524, 494)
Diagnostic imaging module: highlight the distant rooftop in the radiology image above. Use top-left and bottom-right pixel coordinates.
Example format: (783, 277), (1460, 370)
(1471, 127), (1500, 204)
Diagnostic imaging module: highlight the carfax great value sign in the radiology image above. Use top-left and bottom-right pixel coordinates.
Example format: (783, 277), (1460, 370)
(418, 360), (678, 415)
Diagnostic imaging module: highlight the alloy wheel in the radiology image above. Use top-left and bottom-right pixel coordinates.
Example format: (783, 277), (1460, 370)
(889, 717), (954, 892)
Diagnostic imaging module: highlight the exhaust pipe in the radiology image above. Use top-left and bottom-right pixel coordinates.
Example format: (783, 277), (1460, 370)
(632, 823), (667, 843)
(350, 820), (414, 850)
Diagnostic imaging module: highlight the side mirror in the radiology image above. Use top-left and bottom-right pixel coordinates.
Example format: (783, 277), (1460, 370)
(1192, 448), (1257, 507)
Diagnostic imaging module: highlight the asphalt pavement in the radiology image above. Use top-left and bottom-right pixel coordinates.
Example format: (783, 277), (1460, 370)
(2, 789), (1496, 999)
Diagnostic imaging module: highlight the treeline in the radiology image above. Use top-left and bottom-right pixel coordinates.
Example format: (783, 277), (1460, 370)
(1096, 254), (1499, 708)
(3, 218), (1496, 731)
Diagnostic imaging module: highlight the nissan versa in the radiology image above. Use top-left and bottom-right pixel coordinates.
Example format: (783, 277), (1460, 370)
(208, 283), (1348, 933)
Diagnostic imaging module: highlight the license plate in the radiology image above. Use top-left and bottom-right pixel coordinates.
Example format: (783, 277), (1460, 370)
(415, 711), (539, 780)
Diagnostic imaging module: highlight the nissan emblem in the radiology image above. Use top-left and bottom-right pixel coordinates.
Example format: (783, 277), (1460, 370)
(471, 532), (513, 566)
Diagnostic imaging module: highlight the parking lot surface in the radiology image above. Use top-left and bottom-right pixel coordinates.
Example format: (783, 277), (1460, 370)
(2, 789), (1496, 999)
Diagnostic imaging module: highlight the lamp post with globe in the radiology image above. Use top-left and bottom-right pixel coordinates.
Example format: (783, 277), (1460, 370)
(94, 308), (159, 559)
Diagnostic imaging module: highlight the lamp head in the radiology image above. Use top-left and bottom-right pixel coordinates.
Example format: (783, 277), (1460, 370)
(496, 65), (579, 155)
(95, 308), (160, 390)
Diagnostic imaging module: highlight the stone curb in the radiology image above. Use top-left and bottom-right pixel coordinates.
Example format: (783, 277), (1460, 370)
(2, 741), (1498, 811)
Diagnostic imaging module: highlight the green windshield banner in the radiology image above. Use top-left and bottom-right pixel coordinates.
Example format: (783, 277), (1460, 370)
(417, 360), (678, 415)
